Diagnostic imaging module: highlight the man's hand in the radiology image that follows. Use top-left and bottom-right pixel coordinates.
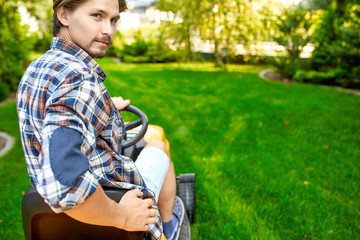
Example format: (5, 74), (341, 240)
(117, 188), (157, 231)
(112, 96), (130, 112)
(64, 186), (156, 232)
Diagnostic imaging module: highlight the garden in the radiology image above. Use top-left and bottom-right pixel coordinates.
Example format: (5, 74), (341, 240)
(0, 0), (359, 239)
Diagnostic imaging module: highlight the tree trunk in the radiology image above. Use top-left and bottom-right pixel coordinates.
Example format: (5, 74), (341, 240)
(214, 40), (223, 68)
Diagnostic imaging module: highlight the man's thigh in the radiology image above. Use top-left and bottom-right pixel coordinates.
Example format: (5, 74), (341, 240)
(135, 146), (169, 201)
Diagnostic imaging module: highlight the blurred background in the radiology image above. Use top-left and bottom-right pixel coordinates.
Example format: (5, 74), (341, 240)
(1, 0), (359, 101)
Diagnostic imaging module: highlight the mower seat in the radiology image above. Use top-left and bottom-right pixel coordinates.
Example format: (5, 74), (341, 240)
(22, 186), (144, 240)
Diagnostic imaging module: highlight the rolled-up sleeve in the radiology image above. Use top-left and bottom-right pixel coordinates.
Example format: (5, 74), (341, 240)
(36, 71), (106, 212)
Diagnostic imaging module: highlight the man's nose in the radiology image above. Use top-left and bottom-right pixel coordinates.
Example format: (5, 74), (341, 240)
(101, 20), (114, 35)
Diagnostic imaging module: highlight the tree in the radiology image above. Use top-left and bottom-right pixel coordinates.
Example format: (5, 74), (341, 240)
(157, 0), (203, 61)
(20, 0), (53, 52)
(158, 0), (260, 67)
(267, 6), (314, 78)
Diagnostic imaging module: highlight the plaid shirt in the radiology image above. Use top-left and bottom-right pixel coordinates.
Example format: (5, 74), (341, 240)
(17, 37), (162, 239)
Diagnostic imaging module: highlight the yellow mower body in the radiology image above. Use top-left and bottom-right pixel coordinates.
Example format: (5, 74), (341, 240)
(130, 124), (170, 155)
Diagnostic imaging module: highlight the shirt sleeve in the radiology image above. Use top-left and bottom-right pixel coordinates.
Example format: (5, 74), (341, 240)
(36, 71), (107, 212)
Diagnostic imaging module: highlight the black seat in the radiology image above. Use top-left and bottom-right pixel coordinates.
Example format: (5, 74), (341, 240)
(22, 186), (145, 240)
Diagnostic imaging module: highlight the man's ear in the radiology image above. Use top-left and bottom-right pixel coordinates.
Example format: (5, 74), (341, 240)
(57, 6), (69, 26)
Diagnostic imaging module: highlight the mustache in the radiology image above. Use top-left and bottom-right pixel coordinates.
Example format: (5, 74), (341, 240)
(94, 36), (112, 45)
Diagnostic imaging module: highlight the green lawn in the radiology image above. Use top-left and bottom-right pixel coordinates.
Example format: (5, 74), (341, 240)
(0, 59), (359, 239)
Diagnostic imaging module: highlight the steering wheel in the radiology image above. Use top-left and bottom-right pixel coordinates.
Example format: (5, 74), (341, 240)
(121, 105), (148, 149)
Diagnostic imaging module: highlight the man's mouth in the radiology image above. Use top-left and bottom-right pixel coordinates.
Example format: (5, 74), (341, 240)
(94, 37), (112, 47)
(95, 41), (111, 47)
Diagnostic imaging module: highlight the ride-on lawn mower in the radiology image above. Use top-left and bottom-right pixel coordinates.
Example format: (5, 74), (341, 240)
(21, 105), (196, 240)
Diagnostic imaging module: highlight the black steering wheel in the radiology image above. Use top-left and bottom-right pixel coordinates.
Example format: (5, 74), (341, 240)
(121, 105), (148, 149)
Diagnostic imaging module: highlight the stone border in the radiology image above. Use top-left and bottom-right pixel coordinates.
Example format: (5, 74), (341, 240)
(259, 69), (276, 80)
(0, 132), (15, 157)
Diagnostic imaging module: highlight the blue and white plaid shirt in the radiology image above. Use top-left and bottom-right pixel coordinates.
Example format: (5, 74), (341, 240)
(17, 37), (162, 239)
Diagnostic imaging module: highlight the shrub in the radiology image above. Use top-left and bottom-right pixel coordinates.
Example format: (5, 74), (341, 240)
(268, 56), (301, 78)
(293, 68), (360, 88)
(29, 30), (53, 53)
(110, 30), (179, 63)
(146, 38), (179, 63)
(231, 54), (268, 65)
(294, 70), (336, 85)
(267, 6), (313, 78)
(122, 37), (148, 57)
(0, 82), (10, 102)
(0, 1), (30, 92)
(309, 1), (360, 89)
(106, 31), (124, 59)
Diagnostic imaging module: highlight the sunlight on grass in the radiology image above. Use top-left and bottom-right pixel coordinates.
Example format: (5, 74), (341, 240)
(193, 154), (282, 240)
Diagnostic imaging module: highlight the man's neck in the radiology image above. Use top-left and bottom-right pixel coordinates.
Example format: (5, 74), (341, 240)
(57, 28), (73, 44)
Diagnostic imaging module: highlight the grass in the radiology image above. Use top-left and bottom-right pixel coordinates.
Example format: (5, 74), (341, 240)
(0, 59), (359, 239)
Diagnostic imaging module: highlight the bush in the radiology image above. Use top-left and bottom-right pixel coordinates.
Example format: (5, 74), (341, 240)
(267, 6), (313, 79)
(268, 56), (301, 78)
(146, 38), (179, 63)
(309, 2), (360, 89)
(0, 1), (30, 92)
(29, 30), (53, 53)
(0, 82), (10, 102)
(294, 70), (337, 85)
(231, 54), (269, 65)
(109, 30), (179, 63)
(293, 68), (360, 88)
(106, 31), (123, 59)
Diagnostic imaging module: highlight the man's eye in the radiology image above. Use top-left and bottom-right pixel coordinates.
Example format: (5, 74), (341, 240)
(111, 18), (118, 23)
(93, 14), (101, 19)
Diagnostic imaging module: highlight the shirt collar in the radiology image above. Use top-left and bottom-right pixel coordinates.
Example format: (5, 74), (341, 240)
(50, 37), (106, 82)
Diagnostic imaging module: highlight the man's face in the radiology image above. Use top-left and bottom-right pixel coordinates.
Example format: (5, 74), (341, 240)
(64, 0), (120, 58)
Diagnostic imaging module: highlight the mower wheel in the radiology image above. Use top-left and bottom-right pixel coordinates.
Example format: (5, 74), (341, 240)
(176, 173), (196, 224)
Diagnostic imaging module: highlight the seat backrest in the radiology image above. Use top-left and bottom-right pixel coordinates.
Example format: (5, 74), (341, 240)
(22, 187), (145, 240)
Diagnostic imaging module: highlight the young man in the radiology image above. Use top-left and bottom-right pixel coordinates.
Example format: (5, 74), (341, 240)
(16, 0), (184, 239)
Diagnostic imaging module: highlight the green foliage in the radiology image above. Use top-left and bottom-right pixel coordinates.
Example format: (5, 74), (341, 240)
(157, 0), (198, 62)
(268, 56), (300, 79)
(122, 31), (149, 57)
(18, 0), (53, 53)
(0, 82), (11, 102)
(19, 0), (52, 21)
(157, 0), (261, 67)
(294, 68), (360, 89)
(309, 1), (360, 87)
(231, 54), (269, 65)
(108, 30), (179, 63)
(28, 30), (53, 53)
(106, 31), (124, 58)
(267, 6), (314, 78)
(294, 68), (343, 84)
(0, 1), (30, 93)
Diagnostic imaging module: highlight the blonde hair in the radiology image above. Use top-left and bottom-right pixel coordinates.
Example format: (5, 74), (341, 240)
(52, 0), (127, 36)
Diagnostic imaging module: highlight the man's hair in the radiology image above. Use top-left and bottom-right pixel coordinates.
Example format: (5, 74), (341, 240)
(52, 0), (127, 36)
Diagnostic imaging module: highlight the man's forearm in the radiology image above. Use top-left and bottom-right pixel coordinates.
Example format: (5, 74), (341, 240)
(64, 185), (157, 232)
(64, 185), (125, 229)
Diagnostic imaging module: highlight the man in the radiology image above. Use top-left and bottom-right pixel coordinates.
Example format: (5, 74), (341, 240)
(16, 0), (184, 239)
